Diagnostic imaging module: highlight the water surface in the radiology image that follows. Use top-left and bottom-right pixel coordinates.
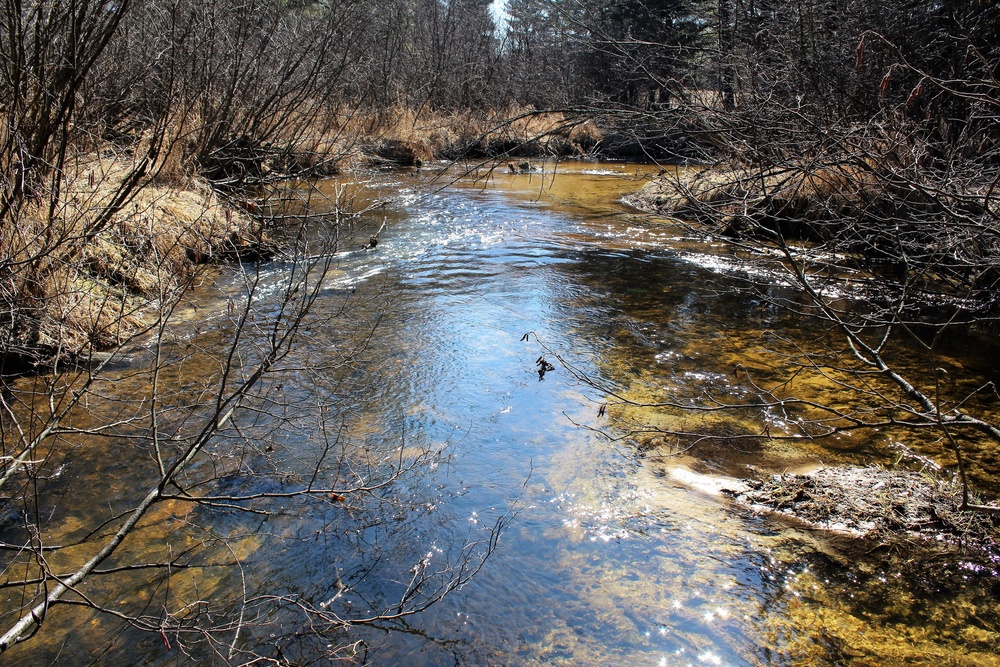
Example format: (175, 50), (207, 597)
(3, 161), (999, 666)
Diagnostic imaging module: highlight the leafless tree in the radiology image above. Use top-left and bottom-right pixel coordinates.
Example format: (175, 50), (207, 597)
(520, 0), (1000, 508)
(0, 0), (517, 658)
(0, 198), (511, 662)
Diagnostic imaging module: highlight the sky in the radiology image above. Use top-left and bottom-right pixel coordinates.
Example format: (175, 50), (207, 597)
(491, 0), (510, 29)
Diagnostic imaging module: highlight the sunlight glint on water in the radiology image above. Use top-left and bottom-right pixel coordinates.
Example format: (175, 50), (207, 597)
(6, 162), (999, 666)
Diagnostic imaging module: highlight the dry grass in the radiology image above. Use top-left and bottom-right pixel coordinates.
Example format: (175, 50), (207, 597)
(126, 105), (605, 182)
(631, 162), (880, 228)
(1, 105), (605, 366)
(2, 154), (257, 364)
(332, 106), (604, 165)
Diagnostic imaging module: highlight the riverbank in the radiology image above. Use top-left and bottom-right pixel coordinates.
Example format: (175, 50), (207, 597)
(722, 466), (1000, 565)
(625, 164), (877, 240)
(4, 159), (1000, 666)
(1, 156), (263, 369)
(356, 107), (605, 166)
(626, 163), (1000, 313)
(624, 161), (1000, 566)
(1, 107), (617, 369)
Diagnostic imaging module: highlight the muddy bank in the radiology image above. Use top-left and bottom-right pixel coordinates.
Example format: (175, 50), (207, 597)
(723, 466), (1000, 564)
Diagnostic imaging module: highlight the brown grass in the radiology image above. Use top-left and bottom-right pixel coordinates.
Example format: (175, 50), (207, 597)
(129, 105), (605, 181)
(1, 105), (605, 366)
(635, 163), (877, 216)
(329, 106), (605, 165)
(627, 162), (882, 241)
(2, 154), (257, 364)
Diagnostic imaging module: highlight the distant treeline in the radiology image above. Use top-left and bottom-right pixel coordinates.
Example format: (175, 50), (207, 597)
(4, 0), (999, 191)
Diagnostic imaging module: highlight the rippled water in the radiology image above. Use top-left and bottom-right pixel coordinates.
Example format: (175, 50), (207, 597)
(4, 162), (999, 665)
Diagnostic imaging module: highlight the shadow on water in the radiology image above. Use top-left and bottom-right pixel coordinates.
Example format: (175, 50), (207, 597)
(4, 162), (1000, 665)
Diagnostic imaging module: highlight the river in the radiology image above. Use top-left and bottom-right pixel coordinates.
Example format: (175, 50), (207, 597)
(3, 162), (999, 665)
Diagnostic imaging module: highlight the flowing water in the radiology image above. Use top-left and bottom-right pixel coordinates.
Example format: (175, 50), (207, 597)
(3, 162), (1000, 665)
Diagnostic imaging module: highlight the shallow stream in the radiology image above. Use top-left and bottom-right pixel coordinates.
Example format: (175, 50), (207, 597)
(4, 162), (1000, 665)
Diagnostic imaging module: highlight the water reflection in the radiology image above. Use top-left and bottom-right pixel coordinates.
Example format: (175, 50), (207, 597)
(3, 162), (998, 665)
